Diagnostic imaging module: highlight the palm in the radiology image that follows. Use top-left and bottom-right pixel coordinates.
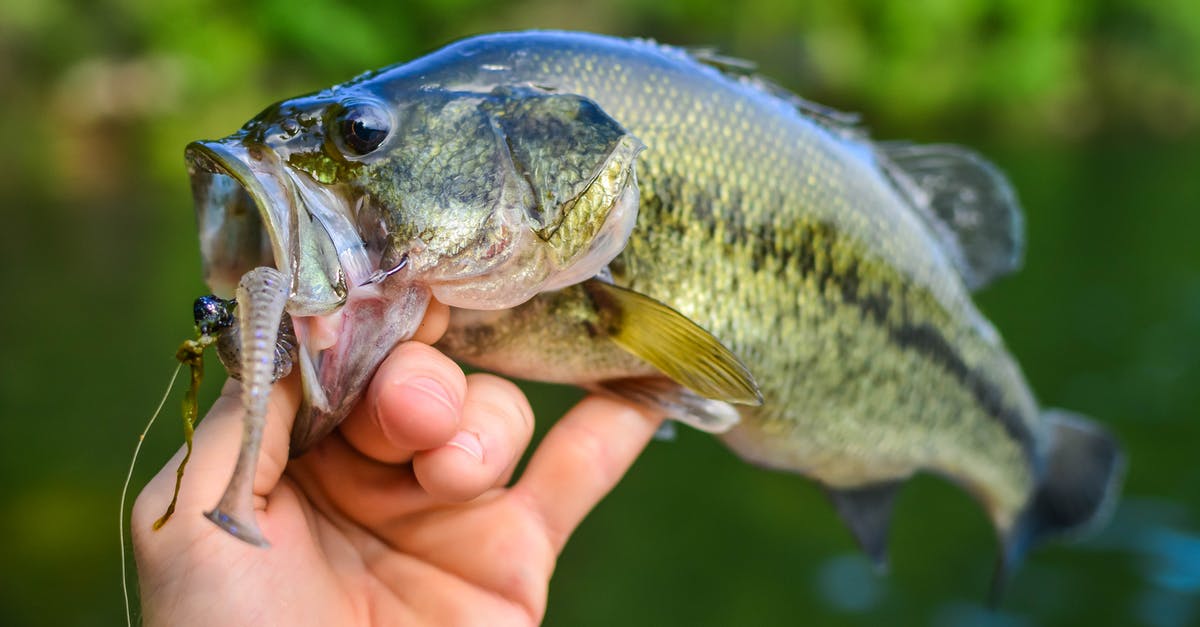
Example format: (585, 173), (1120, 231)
(272, 463), (554, 626)
(158, 478), (548, 625)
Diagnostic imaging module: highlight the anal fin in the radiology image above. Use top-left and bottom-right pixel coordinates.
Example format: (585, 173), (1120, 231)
(825, 481), (903, 571)
(596, 377), (742, 433)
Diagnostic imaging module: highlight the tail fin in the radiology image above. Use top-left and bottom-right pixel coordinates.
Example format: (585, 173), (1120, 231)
(998, 410), (1125, 584)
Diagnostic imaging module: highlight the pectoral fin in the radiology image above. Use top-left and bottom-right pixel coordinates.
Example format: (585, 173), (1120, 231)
(583, 279), (762, 406)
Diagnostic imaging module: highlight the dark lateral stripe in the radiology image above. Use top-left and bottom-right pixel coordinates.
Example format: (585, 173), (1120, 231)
(647, 177), (1036, 458)
(745, 213), (1036, 457)
(833, 250), (1036, 456)
(887, 322), (1036, 455)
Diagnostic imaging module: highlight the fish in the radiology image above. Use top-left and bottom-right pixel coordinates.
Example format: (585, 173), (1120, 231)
(183, 31), (1123, 581)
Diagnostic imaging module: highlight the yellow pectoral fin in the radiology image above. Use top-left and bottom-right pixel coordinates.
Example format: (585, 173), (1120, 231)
(583, 279), (762, 406)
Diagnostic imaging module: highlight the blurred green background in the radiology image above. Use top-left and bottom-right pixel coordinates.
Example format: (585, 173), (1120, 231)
(1, 0), (1198, 625)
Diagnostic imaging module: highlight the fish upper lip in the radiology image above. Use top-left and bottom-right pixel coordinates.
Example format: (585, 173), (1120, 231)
(186, 140), (295, 287)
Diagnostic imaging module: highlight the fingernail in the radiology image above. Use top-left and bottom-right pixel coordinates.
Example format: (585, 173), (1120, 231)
(447, 430), (484, 463)
(403, 376), (457, 414)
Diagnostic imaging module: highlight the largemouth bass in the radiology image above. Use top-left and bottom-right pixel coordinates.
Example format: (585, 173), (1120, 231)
(184, 31), (1122, 578)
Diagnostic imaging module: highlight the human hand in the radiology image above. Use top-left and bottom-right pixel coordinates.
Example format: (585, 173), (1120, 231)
(133, 301), (664, 626)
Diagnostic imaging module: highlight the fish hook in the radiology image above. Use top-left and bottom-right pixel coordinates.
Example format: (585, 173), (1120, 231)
(359, 253), (410, 286)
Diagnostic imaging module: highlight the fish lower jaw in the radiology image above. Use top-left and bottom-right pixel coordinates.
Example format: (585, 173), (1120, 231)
(289, 281), (432, 454)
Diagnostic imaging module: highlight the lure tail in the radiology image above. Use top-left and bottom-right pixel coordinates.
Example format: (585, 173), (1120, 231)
(204, 266), (290, 547)
(997, 409), (1125, 589)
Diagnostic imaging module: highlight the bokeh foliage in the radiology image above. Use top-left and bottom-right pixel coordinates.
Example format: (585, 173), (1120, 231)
(0, 1), (1197, 626)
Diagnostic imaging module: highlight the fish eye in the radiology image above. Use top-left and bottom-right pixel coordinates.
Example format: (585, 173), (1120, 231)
(335, 101), (391, 156)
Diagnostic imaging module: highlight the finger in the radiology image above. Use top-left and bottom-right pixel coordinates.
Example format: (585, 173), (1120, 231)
(132, 375), (300, 543)
(289, 374), (532, 530)
(513, 395), (663, 553)
(339, 341), (467, 464)
(410, 298), (450, 345)
(412, 374), (534, 502)
(286, 429), (435, 532)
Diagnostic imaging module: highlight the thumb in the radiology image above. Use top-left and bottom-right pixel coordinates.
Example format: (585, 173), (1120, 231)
(132, 373), (300, 550)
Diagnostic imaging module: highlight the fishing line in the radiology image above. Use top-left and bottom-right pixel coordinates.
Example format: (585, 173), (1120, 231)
(119, 362), (183, 627)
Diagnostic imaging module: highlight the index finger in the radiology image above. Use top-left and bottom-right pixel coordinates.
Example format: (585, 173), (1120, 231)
(512, 395), (663, 554)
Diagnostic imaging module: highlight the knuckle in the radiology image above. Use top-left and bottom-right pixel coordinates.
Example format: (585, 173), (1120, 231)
(467, 374), (533, 433)
(556, 420), (618, 487)
(129, 477), (174, 553)
(511, 485), (571, 559)
(391, 340), (439, 364)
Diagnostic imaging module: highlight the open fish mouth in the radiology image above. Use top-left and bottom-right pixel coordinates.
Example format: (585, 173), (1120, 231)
(185, 140), (374, 315)
(182, 126), (643, 467)
(182, 139), (424, 546)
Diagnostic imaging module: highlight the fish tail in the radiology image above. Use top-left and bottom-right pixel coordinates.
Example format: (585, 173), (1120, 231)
(995, 409), (1125, 593)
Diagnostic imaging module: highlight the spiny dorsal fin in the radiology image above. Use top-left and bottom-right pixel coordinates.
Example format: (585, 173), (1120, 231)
(685, 46), (760, 75)
(878, 142), (1025, 291)
(683, 46), (863, 138)
(583, 279), (762, 406)
(825, 481), (903, 571)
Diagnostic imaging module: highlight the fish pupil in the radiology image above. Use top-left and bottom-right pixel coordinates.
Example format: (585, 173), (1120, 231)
(338, 104), (389, 155)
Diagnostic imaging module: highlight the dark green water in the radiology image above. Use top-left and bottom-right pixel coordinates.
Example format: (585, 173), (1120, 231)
(0, 3), (1197, 625)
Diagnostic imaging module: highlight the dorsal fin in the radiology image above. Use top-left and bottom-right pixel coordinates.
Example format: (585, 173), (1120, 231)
(685, 46), (759, 74)
(684, 46), (863, 138)
(878, 142), (1026, 291)
(878, 142), (1027, 290)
